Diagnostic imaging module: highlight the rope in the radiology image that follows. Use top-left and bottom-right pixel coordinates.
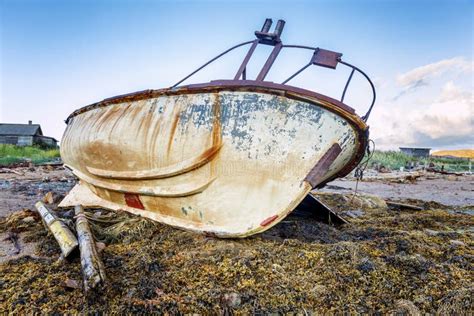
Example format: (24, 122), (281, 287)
(349, 139), (375, 205)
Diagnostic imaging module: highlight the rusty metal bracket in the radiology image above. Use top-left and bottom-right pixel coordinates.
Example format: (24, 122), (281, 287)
(281, 48), (342, 84)
(311, 48), (342, 69)
(304, 143), (342, 188)
(255, 18), (285, 45)
(235, 19), (285, 80)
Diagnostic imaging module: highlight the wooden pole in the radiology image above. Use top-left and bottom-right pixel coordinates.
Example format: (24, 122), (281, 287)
(75, 205), (106, 291)
(386, 201), (423, 211)
(35, 201), (78, 257)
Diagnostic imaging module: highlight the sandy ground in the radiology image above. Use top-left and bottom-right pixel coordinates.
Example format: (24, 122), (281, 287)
(0, 166), (75, 263)
(322, 173), (474, 207)
(0, 166), (75, 218)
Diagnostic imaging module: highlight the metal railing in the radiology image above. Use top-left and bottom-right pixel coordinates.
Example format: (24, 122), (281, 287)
(172, 18), (376, 122)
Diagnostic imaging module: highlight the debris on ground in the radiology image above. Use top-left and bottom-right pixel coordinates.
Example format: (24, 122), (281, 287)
(75, 205), (106, 292)
(386, 201), (423, 211)
(34, 201), (78, 258)
(1, 191), (472, 314)
(0, 165), (473, 313)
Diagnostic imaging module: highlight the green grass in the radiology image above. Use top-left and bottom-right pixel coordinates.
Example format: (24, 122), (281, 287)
(368, 150), (471, 172)
(370, 150), (417, 170)
(0, 144), (60, 166)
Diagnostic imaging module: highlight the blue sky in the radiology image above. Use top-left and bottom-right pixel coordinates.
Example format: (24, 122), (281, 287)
(1, 0), (472, 149)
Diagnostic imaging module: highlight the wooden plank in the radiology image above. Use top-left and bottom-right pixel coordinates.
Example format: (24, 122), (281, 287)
(386, 201), (423, 211)
(75, 205), (106, 291)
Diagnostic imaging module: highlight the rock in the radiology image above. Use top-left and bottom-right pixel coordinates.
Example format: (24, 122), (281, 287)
(311, 284), (327, 295)
(223, 292), (241, 308)
(272, 263), (285, 274)
(385, 254), (431, 274)
(391, 299), (421, 316)
(446, 175), (457, 181)
(379, 165), (392, 173)
(357, 257), (375, 273)
(42, 191), (54, 204)
(424, 229), (439, 236)
(61, 209), (75, 219)
(95, 242), (106, 253)
(314, 192), (387, 210)
(21, 216), (36, 223)
(449, 240), (466, 247)
(342, 209), (365, 218)
(126, 287), (137, 298)
(351, 194), (387, 209)
(64, 278), (81, 289)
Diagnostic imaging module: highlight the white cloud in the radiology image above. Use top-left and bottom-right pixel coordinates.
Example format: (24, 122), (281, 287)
(391, 57), (473, 101)
(396, 57), (473, 88)
(437, 80), (471, 103)
(371, 80), (473, 150)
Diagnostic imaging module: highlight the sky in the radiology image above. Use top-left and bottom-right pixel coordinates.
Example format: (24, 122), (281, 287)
(0, 0), (472, 150)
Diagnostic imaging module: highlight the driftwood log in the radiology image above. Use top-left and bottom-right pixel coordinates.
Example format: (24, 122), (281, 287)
(35, 201), (78, 257)
(386, 201), (423, 211)
(75, 205), (106, 291)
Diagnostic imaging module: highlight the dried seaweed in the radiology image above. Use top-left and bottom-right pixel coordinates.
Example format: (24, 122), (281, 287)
(1, 195), (473, 314)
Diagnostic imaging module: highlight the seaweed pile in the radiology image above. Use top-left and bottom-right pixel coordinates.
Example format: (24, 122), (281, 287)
(1, 193), (473, 314)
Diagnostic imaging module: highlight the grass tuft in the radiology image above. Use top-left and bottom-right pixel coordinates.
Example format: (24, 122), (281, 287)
(368, 150), (471, 172)
(0, 144), (60, 166)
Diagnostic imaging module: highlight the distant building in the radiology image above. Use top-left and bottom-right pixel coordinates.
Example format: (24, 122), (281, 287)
(399, 147), (431, 158)
(0, 121), (58, 148)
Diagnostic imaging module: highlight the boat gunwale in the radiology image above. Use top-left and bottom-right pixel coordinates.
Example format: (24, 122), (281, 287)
(64, 80), (369, 183)
(66, 80), (357, 123)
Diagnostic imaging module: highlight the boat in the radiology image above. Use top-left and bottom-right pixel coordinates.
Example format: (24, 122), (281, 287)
(59, 19), (376, 237)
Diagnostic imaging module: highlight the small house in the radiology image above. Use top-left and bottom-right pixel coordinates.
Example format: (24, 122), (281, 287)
(0, 121), (58, 148)
(399, 147), (431, 158)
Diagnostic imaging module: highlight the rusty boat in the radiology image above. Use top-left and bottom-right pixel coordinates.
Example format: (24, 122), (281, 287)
(59, 19), (376, 237)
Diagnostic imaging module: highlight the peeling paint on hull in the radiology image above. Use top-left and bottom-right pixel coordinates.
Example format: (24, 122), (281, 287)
(60, 84), (368, 237)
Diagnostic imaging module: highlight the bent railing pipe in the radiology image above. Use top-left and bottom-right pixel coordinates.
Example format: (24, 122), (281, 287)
(171, 19), (376, 122)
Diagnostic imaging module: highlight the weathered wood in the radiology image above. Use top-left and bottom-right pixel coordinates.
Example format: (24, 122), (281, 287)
(35, 201), (78, 257)
(75, 205), (106, 291)
(426, 167), (462, 176)
(386, 201), (423, 211)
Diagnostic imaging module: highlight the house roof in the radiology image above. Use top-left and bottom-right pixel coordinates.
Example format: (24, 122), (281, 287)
(0, 123), (43, 136)
(37, 135), (59, 143)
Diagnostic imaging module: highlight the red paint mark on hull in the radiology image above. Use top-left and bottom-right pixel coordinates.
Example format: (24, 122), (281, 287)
(124, 193), (145, 209)
(260, 215), (278, 227)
